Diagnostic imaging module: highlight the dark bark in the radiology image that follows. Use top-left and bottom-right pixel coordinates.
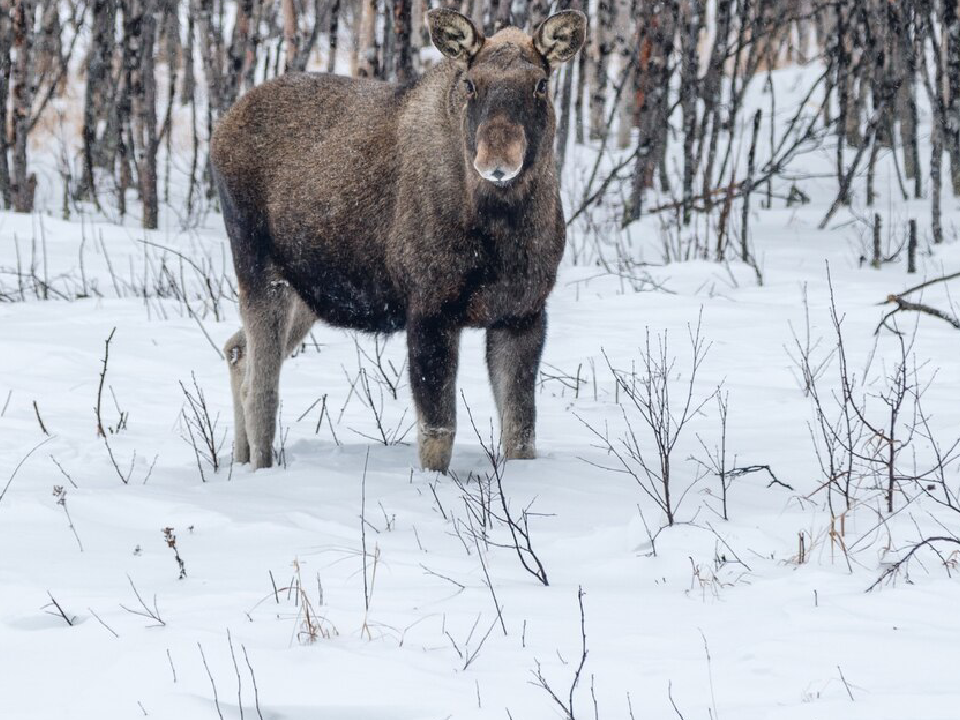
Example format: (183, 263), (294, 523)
(590, 0), (614, 140)
(741, 110), (762, 265)
(0, 0), (12, 208)
(394, 0), (413, 83)
(574, 8), (588, 145)
(11, 0), (37, 213)
(680, 0), (701, 226)
(327, 0), (340, 73)
(700, 0), (732, 213)
(835, 0), (849, 205)
(944, 0), (960, 194)
(130, 0), (160, 229)
(80, 0), (115, 202)
(181, 4), (195, 104)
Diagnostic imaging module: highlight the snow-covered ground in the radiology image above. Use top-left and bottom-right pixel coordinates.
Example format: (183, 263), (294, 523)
(2, 64), (960, 720)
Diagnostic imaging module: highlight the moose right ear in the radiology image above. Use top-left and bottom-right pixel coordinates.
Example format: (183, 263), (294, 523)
(427, 9), (485, 63)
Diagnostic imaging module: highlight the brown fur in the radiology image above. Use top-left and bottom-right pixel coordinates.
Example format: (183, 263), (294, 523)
(211, 10), (586, 472)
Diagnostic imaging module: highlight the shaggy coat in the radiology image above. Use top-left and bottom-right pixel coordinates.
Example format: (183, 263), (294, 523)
(212, 10), (586, 472)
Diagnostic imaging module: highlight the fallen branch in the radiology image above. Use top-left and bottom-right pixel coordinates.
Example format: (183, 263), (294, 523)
(867, 536), (960, 592)
(877, 271), (960, 333)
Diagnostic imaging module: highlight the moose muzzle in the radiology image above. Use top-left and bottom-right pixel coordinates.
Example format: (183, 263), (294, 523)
(473, 117), (526, 185)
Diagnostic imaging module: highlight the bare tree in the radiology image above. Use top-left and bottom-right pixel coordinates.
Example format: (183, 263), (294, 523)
(589, 0), (614, 140)
(943, 0), (960, 194)
(393, 0), (413, 83)
(358, 0), (379, 78)
(582, 315), (714, 527)
(10, 0), (38, 213)
(129, 0), (161, 229)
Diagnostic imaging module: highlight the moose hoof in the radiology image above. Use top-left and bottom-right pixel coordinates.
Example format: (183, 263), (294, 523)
(234, 442), (251, 465)
(419, 428), (454, 473)
(506, 443), (536, 460)
(251, 448), (273, 470)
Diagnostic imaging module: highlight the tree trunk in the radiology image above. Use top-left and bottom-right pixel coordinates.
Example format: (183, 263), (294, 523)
(494, 0), (512, 32)
(528, 0), (549, 31)
(225, 0), (253, 107)
(282, 0), (299, 71)
(897, 0), (920, 194)
(574, 8), (589, 144)
(358, 0), (378, 78)
(131, 0), (160, 229)
(328, 0), (340, 72)
(590, 0), (614, 140)
(680, 0), (701, 225)
(80, 0), (116, 203)
(944, 0), (960, 194)
(181, 4), (196, 104)
(628, 0), (675, 220)
(11, 0), (37, 213)
(556, 7), (576, 182)
(0, 0), (13, 209)
(835, 0), (849, 204)
(930, 8), (945, 244)
(614, 0), (637, 149)
(700, 0), (732, 212)
(394, 0), (413, 83)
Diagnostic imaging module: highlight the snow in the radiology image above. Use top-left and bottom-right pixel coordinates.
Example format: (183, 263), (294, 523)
(2, 63), (960, 720)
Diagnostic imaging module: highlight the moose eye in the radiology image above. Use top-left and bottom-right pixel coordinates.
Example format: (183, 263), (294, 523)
(463, 78), (477, 96)
(535, 78), (549, 96)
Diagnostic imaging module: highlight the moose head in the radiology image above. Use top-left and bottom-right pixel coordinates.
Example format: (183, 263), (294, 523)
(427, 9), (587, 191)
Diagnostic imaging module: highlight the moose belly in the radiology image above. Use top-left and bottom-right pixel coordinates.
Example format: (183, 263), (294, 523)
(277, 252), (407, 334)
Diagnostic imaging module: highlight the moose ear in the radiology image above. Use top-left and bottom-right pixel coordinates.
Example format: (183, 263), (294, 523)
(533, 10), (587, 65)
(427, 9), (485, 63)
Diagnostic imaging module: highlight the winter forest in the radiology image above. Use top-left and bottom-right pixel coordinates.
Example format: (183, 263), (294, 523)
(2, 0), (960, 718)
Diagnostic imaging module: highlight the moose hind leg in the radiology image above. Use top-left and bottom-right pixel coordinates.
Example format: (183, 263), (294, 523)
(240, 280), (307, 469)
(486, 312), (546, 460)
(408, 317), (460, 473)
(224, 329), (250, 464)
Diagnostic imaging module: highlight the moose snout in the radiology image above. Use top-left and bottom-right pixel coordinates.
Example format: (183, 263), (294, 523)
(473, 118), (526, 185)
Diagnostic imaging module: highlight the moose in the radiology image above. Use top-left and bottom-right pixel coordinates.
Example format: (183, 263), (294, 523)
(211, 9), (586, 473)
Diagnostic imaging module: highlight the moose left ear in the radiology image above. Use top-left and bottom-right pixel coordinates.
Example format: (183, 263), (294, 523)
(427, 9), (485, 63)
(533, 10), (587, 65)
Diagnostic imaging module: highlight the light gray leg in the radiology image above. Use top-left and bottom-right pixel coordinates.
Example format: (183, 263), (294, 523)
(407, 317), (460, 473)
(240, 283), (315, 470)
(224, 329), (250, 464)
(486, 312), (546, 460)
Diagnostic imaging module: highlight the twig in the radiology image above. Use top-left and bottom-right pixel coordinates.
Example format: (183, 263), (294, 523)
(837, 665), (855, 701)
(53, 485), (83, 551)
(198, 642), (224, 720)
(475, 537), (507, 636)
(227, 629), (244, 720)
(95, 328), (116, 438)
(866, 536), (960, 592)
(49, 455), (78, 488)
(242, 645), (265, 720)
(89, 607), (119, 638)
(0, 437), (54, 508)
(33, 400), (50, 435)
(44, 591), (76, 626)
(119, 575), (165, 627)
(532, 587), (588, 720)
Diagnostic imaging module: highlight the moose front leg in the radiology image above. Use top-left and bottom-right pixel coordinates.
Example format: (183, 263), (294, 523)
(486, 312), (546, 460)
(408, 317), (461, 473)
